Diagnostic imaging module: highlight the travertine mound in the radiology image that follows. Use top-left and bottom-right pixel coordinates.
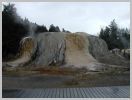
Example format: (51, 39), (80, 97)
(5, 32), (111, 70)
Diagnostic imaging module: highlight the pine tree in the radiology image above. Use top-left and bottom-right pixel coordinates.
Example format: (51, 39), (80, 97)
(35, 25), (48, 33)
(99, 19), (130, 50)
(49, 24), (56, 32)
(2, 4), (28, 60)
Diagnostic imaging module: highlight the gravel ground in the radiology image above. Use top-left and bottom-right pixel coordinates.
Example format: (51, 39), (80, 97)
(2, 72), (130, 89)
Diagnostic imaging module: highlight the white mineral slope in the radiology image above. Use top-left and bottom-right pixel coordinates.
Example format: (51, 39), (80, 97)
(64, 33), (99, 70)
(5, 32), (111, 71)
(6, 37), (37, 67)
(31, 32), (66, 66)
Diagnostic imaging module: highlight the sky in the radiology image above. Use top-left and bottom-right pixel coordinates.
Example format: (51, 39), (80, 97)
(3, 2), (130, 35)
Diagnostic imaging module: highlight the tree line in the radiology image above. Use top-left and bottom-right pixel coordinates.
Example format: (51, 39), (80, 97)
(99, 20), (130, 50)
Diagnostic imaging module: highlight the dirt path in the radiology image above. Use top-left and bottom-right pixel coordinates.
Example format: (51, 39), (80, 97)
(2, 74), (74, 89)
(2, 72), (130, 89)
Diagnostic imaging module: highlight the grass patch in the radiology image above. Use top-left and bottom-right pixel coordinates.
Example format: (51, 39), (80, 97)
(98, 67), (129, 75)
(3, 65), (88, 77)
(2, 67), (39, 77)
(32, 66), (88, 76)
(75, 73), (98, 81)
(63, 79), (79, 86)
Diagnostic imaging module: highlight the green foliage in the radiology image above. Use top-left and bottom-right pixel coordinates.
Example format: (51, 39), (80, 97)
(35, 25), (48, 33)
(62, 28), (71, 33)
(2, 4), (28, 60)
(99, 19), (130, 50)
(64, 79), (79, 86)
(49, 24), (60, 32)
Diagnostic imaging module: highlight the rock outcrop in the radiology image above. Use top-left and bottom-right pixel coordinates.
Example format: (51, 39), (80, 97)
(31, 32), (66, 66)
(88, 35), (108, 59)
(4, 32), (129, 70)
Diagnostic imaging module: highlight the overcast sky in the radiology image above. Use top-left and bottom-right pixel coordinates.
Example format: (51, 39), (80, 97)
(3, 2), (130, 35)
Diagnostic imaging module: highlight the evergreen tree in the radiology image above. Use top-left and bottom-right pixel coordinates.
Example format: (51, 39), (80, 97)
(62, 28), (71, 33)
(55, 26), (60, 32)
(49, 24), (60, 32)
(99, 19), (130, 50)
(49, 24), (56, 32)
(2, 4), (28, 60)
(62, 28), (66, 32)
(35, 25), (48, 33)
